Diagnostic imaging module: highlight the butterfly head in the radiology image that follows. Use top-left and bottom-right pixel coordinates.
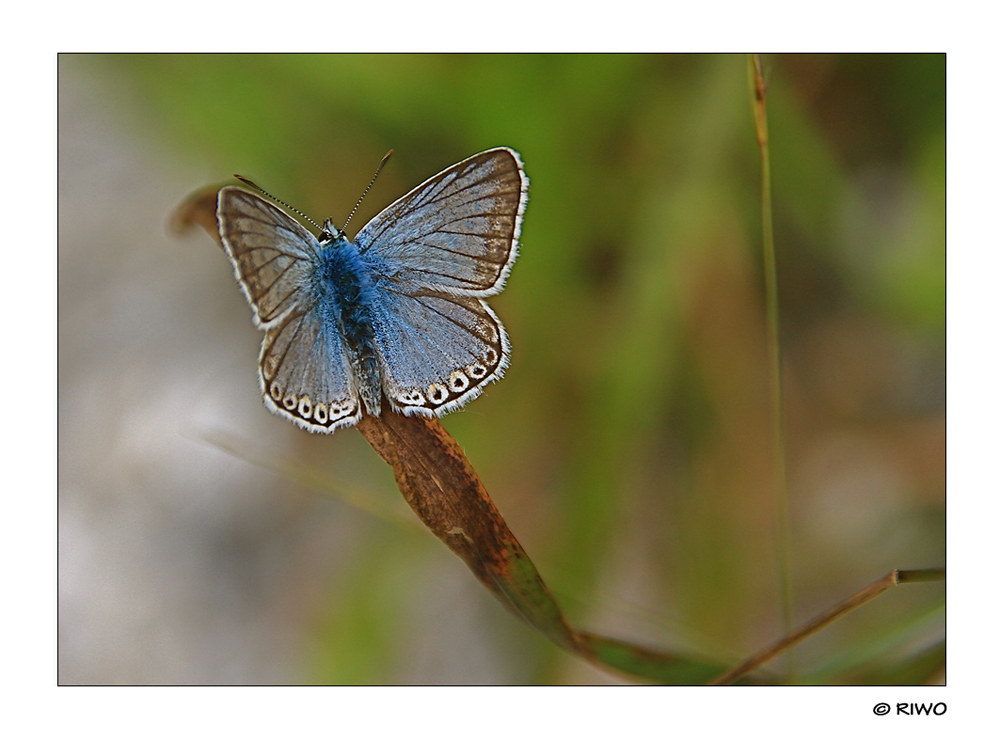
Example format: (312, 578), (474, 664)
(319, 219), (344, 244)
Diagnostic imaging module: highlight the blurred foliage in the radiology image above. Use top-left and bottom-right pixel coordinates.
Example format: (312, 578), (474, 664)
(68, 54), (944, 683)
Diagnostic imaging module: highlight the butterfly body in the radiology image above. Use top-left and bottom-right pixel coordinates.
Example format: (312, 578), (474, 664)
(217, 147), (528, 433)
(312, 231), (383, 415)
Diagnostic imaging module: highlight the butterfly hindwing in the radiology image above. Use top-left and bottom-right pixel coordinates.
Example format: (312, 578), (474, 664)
(259, 302), (363, 432)
(371, 289), (509, 416)
(354, 148), (528, 297)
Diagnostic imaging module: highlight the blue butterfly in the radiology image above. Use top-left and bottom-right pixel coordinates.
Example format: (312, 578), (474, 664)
(216, 147), (528, 433)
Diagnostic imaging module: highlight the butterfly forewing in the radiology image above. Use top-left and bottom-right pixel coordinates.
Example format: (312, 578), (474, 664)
(354, 148), (528, 297)
(217, 187), (319, 326)
(371, 290), (509, 416)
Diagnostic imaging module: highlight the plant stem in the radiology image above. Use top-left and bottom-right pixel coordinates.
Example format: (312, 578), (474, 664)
(709, 569), (945, 685)
(750, 54), (795, 669)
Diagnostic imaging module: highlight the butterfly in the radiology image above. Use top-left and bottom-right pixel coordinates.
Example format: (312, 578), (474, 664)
(216, 147), (528, 433)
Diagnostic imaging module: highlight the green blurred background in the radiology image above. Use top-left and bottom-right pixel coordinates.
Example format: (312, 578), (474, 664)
(58, 54), (944, 684)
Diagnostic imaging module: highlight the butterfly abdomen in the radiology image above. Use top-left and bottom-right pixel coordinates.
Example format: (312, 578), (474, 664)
(317, 239), (383, 416)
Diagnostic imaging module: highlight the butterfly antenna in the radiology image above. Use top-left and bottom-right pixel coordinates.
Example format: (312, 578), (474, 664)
(342, 150), (393, 231)
(233, 175), (324, 232)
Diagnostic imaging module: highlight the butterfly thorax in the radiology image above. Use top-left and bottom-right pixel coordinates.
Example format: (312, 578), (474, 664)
(315, 235), (382, 416)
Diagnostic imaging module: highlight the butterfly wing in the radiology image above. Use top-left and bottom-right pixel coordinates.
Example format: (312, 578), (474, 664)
(371, 289), (509, 417)
(353, 147), (528, 296)
(351, 148), (527, 416)
(258, 304), (363, 431)
(217, 186), (319, 327)
(217, 187), (361, 432)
